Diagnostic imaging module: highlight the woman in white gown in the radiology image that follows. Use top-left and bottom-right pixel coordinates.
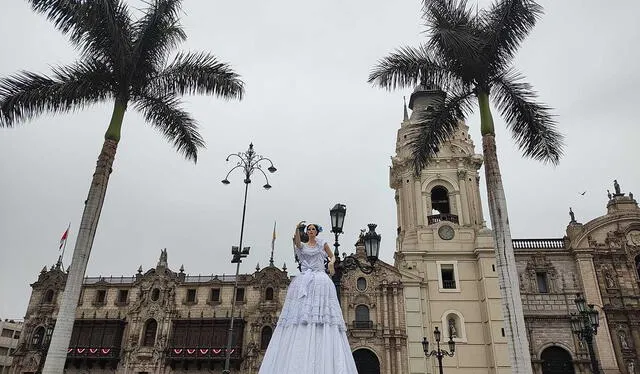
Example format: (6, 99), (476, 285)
(258, 222), (358, 374)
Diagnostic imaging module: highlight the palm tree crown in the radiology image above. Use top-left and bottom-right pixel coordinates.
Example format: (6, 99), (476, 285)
(0, 0), (244, 161)
(369, 0), (563, 173)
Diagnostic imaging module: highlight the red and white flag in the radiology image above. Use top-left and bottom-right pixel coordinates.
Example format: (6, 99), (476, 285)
(59, 227), (69, 250)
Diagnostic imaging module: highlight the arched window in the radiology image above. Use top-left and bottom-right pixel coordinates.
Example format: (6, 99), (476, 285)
(43, 289), (55, 303)
(142, 319), (157, 347)
(356, 277), (367, 291)
(265, 287), (274, 301)
(541, 346), (575, 374)
(31, 326), (45, 349)
(260, 326), (273, 350)
(431, 186), (450, 214)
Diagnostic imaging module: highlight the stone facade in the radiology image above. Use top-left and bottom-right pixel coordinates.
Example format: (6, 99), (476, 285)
(0, 320), (22, 374)
(10, 240), (406, 374)
(565, 188), (640, 374)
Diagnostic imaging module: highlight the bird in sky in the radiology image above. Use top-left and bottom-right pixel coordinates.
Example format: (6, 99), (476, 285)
(579, 191), (587, 196)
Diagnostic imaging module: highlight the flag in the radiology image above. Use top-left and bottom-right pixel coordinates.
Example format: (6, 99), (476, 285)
(59, 227), (69, 250)
(271, 221), (276, 247)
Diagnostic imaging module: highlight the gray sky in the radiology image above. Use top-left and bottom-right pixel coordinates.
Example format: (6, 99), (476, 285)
(1, 0), (639, 319)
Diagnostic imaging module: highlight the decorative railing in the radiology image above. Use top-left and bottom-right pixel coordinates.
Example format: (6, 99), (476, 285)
(427, 214), (459, 225)
(512, 238), (565, 250)
(167, 347), (242, 360)
(67, 346), (120, 359)
(442, 280), (457, 289)
(352, 320), (374, 329)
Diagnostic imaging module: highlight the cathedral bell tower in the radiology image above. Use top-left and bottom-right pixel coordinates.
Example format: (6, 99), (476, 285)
(391, 84), (485, 253)
(392, 85), (510, 374)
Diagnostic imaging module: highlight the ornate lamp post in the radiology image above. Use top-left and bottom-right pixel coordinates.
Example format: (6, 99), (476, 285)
(570, 293), (601, 374)
(221, 143), (276, 374)
(35, 323), (55, 373)
(329, 203), (381, 303)
(422, 326), (455, 374)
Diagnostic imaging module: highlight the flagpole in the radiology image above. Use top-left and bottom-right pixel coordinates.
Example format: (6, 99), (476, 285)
(269, 221), (276, 267)
(58, 222), (70, 268)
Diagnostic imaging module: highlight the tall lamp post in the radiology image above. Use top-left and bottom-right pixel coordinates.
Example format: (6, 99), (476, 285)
(570, 293), (601, 374)
(422, 326), (455, 374)
(35, 323), (55, 374)
(221, 143), (276, 374)
(328, 203), (381, 303)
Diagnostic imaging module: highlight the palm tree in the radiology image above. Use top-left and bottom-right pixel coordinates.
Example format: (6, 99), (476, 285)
(369, 0), (563, 372)
(0, 1), (244, 372)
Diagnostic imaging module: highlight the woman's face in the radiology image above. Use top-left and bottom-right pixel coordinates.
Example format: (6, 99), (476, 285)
(306, 224), (318, 239)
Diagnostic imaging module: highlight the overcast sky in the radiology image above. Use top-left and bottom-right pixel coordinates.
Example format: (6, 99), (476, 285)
(1, 0), (639, 319)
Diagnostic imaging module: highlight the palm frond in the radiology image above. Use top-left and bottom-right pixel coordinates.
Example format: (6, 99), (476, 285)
(423, 0), (484, 81)
(367, 45), (464, 92)
(132, 0), (187, 83)
(133, 93), (204, 162)
(491, 69), (563, 165)
(29, 0), (133, 68)
(0, 60), (113, 127)
(148, 52), (244, 100)
(408, 89), (475, 174)
(481, 0), (542, 73)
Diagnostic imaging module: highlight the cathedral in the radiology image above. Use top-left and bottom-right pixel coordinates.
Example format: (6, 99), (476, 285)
(9, 86), (640, 374)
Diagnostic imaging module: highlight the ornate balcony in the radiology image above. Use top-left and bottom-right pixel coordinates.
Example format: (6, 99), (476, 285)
(167, 318), (244, 369)
(427, 214), (459, 225)
(65, 319), (125, 369)
(352, 320), (374, 329)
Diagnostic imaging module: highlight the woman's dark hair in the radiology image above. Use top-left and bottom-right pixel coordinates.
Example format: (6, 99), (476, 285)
(297, 224), (309, 243)
(306, 224), (323, 233)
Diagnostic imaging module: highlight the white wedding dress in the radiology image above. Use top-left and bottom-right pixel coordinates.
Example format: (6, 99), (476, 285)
(258, 238), (358, 374)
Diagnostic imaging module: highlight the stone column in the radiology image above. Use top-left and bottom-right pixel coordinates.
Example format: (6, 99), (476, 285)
(415, 180), (424, 226)
(392, 287), (400, 331)
(383, 286), (390, 334)
(458, 171), (471, 225)
(575, 250), (620, 373)
(385, 342), (392, 374)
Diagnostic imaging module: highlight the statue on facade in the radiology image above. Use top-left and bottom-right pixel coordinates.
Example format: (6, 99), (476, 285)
(628, 360), (636, 374)
(608, 190), (612, 199)
(619, 330), (630, 350)
(569, 207), (576, 223)
(605, 272), (617, 289)
(448, 317), (458, 338)
(614, 179), (621, 195)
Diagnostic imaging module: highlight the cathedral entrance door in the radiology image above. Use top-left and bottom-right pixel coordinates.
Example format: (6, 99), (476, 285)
(541, 346), (575, 374)
(353, 348), (380, 374)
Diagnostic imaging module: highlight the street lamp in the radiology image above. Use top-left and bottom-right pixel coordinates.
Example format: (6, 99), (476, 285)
(570, 293), (601, 374)
(34, 323), (54, 373)
(329, 203), (381, 303)
(422, 326), (455, 374)
(221, 143), (276, 374)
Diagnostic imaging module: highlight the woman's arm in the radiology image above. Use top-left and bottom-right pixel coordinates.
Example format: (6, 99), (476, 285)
(324, 242), (335, 275)
(293, 221), (305, 250)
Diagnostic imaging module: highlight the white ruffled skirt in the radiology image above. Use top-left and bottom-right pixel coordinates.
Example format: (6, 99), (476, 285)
(258, 270), (358, 374)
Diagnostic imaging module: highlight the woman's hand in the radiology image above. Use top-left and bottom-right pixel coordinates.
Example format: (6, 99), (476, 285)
(327, 257), (336, 276)
(296, 220), (306, 228)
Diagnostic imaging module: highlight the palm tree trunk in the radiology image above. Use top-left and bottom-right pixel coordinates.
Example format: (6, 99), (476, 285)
(478, 92), (533, 374)
(42, 101), (125, 373)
